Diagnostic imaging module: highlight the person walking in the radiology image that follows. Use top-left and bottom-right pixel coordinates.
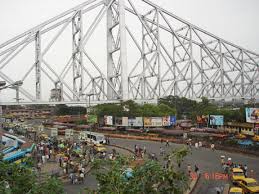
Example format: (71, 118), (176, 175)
(211, 143), (215, 151)
(187, 164), (192, 175)
(244, 164), (248, 177)
(166, 140), (169, 147)
(59, 157), (62, 167)
(194, 164), (199, 174)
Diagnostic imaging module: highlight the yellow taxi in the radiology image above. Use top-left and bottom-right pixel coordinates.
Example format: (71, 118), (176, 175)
(232, 168), (246, 184)
(238, 178), (259, 193)
(93, 143), (106, 152)
(252, 135), (259, 142)
(235, 133), (246, 139)
(229, 187), (244, 194)
(39, 133), (49, 140)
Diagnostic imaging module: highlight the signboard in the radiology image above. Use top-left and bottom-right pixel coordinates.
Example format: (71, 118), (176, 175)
(50, 128), (58, 137)
(170, 116), (176, 125)
(128, 117), (143, 127)
(144, 117), (152, 126)
(88, 115), (97, 124)
(197, 115), (208, 124)
(144, 117), (163, 127)
(151, 117), (163, 126)
(65, 129), (74, 139)
(162, 116), (171, 126)
(246, 108), (259, 123)
(115, 117), (128, 126)
(209, 115), (224, 126)
(104, 115), (113, 125)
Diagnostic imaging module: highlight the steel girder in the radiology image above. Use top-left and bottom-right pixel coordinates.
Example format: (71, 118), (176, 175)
(0, 0), (258, 105)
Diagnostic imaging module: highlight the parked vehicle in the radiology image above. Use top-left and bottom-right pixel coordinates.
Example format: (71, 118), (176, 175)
(231, 168), (245, 184)
(238, 178), (259, 193)
(79, 131), (106, 144)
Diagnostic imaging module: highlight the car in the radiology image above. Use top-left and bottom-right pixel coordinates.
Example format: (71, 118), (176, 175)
(93, 144), (106, 153)
(252, 135), (259, 142)
(232, 168), (246, 184)
(229, 187), (244, 194)
(235, 134), (247, 139)
(238, 178), (259, 193)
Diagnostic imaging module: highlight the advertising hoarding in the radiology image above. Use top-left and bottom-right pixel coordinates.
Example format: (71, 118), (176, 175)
(170, 116), (176, 125)
(162, 116), (171, 126)
(128, 117), (143, 127)
(144, 117), (163, 127)
(104, 115), (113, 125)
(115, 117), (128, 126)
(197, 115), (208, 124)
(209, 115), (224, 126)
(246, 108), (259, 123)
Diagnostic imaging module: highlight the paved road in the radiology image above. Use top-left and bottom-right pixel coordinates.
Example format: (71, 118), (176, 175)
(109, 138), (259, 194)
(63, 137), (259, 194)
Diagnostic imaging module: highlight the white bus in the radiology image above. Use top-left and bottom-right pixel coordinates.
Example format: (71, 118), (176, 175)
(79, 131), (106, 144)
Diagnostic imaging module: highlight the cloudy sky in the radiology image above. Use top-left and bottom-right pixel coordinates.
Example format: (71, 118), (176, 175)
(0, 0), (258, 102)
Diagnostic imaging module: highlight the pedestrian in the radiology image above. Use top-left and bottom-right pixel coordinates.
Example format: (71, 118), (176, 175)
(69, 172), (74, 184)
(166, 140), (169, 147)
(211, 143), (215, 151)
(79, 172), (84, 183)
(143, 146), (146, 154)
(37, 162), (42, 172)
(160, 147), (163, 156)
(160, 138), (163, 144)
(220, 156), (225, 165)
(187, 164), (192, 175)
(198, 141), (202, 147)
(59, 157), (62, 167)
(195, 142), (199, 149)
(244, 164), (248, 177)
(195, 164), (199, 174)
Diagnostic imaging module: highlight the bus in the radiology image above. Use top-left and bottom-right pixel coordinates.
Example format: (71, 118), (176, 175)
(3, 143), (35, 163)
(79, 131), (106, 144)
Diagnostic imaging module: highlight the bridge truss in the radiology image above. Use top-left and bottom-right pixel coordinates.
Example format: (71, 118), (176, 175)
(0, 0), (258, 105)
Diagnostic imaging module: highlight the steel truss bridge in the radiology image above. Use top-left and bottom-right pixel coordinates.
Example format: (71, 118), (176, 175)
(0, 0), (258, 105)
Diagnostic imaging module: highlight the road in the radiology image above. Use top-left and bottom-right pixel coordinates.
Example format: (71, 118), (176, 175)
(109, 138), (259, 194)
(63, 137), (259, 194)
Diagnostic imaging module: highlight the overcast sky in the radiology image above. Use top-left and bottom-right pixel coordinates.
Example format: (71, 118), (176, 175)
(1, 0), (258, 53)
(0, 0), (258, 102)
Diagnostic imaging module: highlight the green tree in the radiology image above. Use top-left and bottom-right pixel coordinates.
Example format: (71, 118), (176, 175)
(0, 159), (64, 194)
(87, 147), (189, 194)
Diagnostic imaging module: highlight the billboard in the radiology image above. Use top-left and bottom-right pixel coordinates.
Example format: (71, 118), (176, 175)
(144, 117), (163, 127)
(128, 117), (143, 127)
(115, 117), (128, 126)
(162, 116), (171, 126)
(197, 115), (208, 124)
(170, 116), (176, 125)
(104, 115), (113, 125)
(246, 108), (259, 123)
(209, 115), (224, 126)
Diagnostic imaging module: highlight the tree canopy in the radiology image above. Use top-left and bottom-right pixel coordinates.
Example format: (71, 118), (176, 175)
(0, 157), (64, 194)
(86, 147), (189, 194)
